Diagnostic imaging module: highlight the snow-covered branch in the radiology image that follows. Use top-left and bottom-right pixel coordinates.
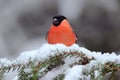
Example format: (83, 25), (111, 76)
(0, 44), (120, 80)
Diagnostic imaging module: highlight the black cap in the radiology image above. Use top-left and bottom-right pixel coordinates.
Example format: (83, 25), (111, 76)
(52, 15), (67, 26)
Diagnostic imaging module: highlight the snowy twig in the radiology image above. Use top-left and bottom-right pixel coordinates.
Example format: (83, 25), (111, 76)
(0, 44), (120, 80)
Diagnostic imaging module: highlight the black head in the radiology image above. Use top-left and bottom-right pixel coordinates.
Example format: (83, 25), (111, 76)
(52, 15), (67, 26)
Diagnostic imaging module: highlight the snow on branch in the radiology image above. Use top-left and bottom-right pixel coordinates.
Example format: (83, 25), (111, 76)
(0, 44), (120, 80)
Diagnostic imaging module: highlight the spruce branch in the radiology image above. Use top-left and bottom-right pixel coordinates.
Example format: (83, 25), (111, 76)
(0, 44), (120, 80)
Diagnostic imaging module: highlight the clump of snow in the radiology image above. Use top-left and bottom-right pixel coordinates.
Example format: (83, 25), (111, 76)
(0, 58), (12, 67)
(15, 49), (38, 64)
(0, 43), (120, 80)
(12, 76), (18, 80)
(64, 65), (83, 80)
(94, 70), (100, 79)
(4, 70), (18, 80)
(15, 43), (81, 64)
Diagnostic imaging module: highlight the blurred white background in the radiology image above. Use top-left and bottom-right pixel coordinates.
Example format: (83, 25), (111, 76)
(0, 0), (120, 59)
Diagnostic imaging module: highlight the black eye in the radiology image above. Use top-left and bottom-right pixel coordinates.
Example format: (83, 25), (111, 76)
(53, 18), (60, 26)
